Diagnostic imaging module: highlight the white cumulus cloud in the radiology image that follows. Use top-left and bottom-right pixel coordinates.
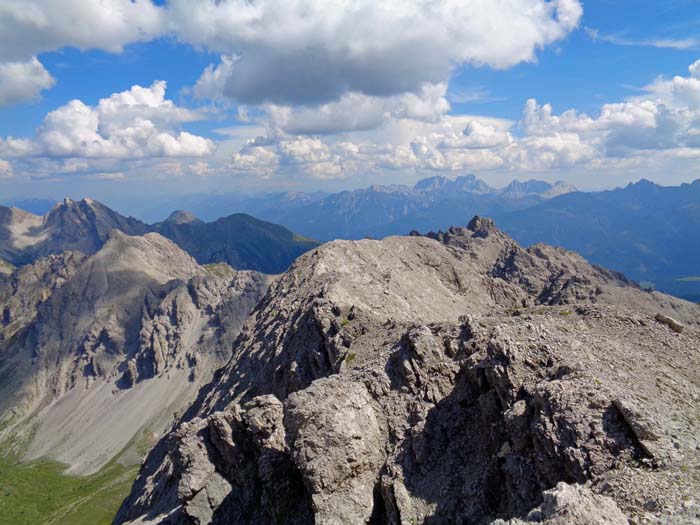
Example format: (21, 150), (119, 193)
(263, 83), (451, 136)
(225, 59), (700, 181)
(0, 57), (55, 106)
(1, 81), (214, 160)
(0, 0), (164, 62)
(183, 0), (582, 105)
(0, 0), (165, 105)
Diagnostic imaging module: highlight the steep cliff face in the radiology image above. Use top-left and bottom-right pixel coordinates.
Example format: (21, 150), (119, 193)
(116, 218), (700, 525)
(0, 232), (271, 474)
(0, 251), (86, 343)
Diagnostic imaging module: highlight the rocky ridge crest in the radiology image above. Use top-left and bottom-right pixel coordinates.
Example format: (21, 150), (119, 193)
(116, 218), (700, 524)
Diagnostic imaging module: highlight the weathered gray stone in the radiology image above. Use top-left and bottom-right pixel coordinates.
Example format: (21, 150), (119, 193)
(0, 232), (270, 474)
(108, 218), (700, 524)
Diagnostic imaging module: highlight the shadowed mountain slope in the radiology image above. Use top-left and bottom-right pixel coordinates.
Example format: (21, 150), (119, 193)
(152, 211), (320, 274)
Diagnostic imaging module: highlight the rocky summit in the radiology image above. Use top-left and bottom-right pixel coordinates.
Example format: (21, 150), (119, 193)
(115, 217), (700, 525)
(0, 231), (271, 475)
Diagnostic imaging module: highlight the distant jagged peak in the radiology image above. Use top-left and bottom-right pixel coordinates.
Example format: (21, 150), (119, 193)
(412, 174), (493, 194)
(53, 196), (92, 209)
(500, 178), (552, 195)
(543, 180), (578, 198)
(164, 209), (201, 225)
(626, 178), (661, 190)
(366, 183), (413, 195)
(47, 197), (101, 221)
(498, 178), (578, 200)
(43, 197), (147, 238)
(453, 174), (494, 193)
(49, 197), (122, 215)
(412, 175), (450, 191)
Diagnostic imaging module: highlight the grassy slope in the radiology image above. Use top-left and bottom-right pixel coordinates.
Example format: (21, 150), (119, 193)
(0, 456), (138, 525)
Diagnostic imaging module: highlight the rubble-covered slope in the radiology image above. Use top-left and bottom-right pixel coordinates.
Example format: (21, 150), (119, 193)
(116, 218), (700, 525)
(0, 232), (271, 474)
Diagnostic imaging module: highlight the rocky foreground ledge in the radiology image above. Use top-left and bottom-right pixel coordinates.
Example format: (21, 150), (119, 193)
(116, 218), (700, 525)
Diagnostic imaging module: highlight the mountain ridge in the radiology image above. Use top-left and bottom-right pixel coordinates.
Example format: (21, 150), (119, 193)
(0, 199), (319, 274)
(148, 175), (700, 300)
(116, 217), (700, 525)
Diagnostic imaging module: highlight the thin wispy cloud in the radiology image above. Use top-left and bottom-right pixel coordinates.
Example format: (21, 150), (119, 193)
(585, 27), (699, 50)
(447, 86), (507, 105)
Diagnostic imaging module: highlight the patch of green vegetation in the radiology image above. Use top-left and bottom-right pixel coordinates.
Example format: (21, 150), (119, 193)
(559, 310), (573, 316)
(203, 262), (234, 278)
(345, 352), (356, 365)
(639, 281), (656, 292)
(340, 318), (349, 327)
(675, 276), (700, 283)
(291, 233), (318, 244)
(0, 455), (138, 525)
(0, 426), (146, 525)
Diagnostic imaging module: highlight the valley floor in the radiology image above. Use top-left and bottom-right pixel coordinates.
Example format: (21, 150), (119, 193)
(0, 456), (137, 524)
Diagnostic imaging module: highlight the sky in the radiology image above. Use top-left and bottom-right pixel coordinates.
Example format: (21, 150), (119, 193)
(0, 0), (699, 211)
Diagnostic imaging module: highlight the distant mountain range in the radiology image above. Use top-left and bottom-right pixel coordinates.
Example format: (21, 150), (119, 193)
(176, 175), (577, 240)
(496, 179), (700, 302)
(4, 175), (700, 301)
(0, 198), (319, 274)
(160, 175), (699, 301)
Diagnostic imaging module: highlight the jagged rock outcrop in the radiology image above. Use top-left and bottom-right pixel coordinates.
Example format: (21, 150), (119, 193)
(491, 482), (628, 524)
(0, 257), (14, 276)
(0, 251), (86, 342)
(116, 218), (700, 525)
(0, 232), (271, 474)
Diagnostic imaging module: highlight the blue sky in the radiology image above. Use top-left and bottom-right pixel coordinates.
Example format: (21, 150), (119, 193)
(0, 0), (699, 209)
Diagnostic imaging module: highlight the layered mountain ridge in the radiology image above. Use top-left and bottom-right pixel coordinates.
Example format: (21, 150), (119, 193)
(0, 198), (319, 274)
(151, 211), (319, 275)
(134, 175), (700, 301)
(232, 175), (576, 241)
(115, 217), (700, 525)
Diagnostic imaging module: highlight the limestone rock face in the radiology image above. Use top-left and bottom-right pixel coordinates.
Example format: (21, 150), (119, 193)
(116, 218), (700, 525)
(0, 232), (271, 474)
(0, 251), (86, 342)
